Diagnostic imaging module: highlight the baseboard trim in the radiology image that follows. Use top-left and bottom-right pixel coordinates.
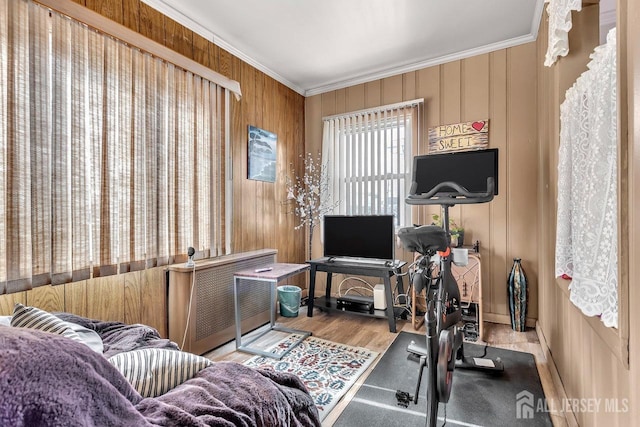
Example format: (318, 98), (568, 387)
(536, 322), (579, 427)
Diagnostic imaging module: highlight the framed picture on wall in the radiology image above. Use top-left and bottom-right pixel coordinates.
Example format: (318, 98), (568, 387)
(247, 125), (277, 182)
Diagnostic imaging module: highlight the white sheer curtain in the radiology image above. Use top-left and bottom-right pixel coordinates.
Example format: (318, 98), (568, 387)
(0, 0), (230, 294)
(544, 0), (582, 67)
(321, 100), (422, 228)
(555, 28), (617, 328)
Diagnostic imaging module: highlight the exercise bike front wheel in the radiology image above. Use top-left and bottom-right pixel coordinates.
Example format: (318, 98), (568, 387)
(437, 329), (454, 403)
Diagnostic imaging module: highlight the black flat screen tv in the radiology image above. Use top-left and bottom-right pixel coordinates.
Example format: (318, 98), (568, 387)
(323, 215), (395, 261)
(409, 148), (499, 196)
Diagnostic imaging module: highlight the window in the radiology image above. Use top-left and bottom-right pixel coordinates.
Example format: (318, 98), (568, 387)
(0, 0), (238, 294)
(321, 100), (423, 227)
(555, 28), (618, 328)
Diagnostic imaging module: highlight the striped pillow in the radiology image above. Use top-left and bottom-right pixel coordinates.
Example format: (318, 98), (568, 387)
(11, 304), (81, 342)
(108, 348), (212, 397)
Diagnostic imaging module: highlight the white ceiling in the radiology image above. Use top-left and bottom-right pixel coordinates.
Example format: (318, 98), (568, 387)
(143, 0), (546, 96)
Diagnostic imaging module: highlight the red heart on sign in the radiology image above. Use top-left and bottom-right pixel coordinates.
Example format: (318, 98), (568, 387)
(471, 121), (485, 131)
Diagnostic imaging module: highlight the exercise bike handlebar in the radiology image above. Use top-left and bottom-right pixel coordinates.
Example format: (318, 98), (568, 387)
(406, 177), (495, 205)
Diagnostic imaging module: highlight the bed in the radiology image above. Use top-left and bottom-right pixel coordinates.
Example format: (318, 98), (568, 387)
(0, 304), (321, 427)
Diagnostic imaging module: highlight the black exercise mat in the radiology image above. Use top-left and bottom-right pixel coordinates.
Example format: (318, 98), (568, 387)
(334, 331), (552, 427)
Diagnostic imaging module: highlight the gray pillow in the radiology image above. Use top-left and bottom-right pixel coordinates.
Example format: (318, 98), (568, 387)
(66, 321), (104, 354)
(6, 306), (103, 354)
(0, 316), (10, 327)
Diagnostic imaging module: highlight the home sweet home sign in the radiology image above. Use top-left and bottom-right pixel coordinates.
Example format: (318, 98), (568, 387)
(428, 120), (489, 153)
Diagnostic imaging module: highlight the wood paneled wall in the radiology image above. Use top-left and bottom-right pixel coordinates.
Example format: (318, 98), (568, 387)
(0, 1), (306, 330)
(0, 268), (167, 336)
(536, 2), (640, 426)
(306, 41), (540, 325)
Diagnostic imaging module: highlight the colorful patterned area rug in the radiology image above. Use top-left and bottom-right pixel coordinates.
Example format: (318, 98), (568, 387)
(243, 334), (379, 421)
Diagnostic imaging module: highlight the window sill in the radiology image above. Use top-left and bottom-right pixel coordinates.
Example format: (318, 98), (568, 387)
(555, 278), (629, 368)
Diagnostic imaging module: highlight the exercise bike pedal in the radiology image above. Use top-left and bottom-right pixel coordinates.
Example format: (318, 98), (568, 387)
(395, 390), (414, 408)
(455, 355), (504, 373)
(407, 351), (422, 363)
(407, 340), (428, 358)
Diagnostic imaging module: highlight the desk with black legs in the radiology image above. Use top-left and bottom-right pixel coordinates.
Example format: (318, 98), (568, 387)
(306, 258), (406, 333)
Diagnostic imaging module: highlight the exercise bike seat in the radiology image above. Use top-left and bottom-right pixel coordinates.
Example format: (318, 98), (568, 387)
(397, 225), (448, 255)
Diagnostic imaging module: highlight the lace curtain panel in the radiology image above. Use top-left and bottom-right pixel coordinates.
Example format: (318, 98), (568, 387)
(555, 28), (618, 328)
(544, 0), (582, 67)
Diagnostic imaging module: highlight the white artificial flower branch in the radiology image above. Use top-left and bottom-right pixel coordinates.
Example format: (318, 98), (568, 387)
(286, 153), (338, 259)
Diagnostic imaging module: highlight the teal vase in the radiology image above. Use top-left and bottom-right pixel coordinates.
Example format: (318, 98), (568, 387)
(508, 258), (527, 332)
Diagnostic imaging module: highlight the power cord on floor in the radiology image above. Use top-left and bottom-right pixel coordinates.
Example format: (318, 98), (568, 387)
(480, 343), (488, 358)
(180, 262), (197, 351)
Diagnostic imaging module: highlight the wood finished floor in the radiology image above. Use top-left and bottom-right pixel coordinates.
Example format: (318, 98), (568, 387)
(204, 309), (567, 427)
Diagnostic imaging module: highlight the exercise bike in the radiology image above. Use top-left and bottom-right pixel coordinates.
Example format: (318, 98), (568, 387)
(397, 178), (503, 427)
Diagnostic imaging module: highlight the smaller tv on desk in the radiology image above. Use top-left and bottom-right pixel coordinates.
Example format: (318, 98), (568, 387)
(323, 215), (395, 265)
(310, 215), (404, 332)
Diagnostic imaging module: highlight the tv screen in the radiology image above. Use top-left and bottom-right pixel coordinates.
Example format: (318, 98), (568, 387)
(323, 215), (395, 261)
(409, 148), (499, 196)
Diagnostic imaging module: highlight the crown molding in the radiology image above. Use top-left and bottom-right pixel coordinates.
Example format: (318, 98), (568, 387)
(305, 0), (543, 96)
(304, 33), (538, 97)
(141, 0), (214, 41)
(140, 0), (306, 95)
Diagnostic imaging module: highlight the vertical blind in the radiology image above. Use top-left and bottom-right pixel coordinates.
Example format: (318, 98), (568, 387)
(321, 100), (422, 227)
(0, 0), (230, 294)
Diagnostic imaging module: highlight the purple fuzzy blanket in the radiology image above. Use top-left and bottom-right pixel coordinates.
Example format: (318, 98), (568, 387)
(0, 324), (320, 427)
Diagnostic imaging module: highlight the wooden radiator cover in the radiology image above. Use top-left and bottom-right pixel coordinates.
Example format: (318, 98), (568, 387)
(168, 249), (277, 355)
